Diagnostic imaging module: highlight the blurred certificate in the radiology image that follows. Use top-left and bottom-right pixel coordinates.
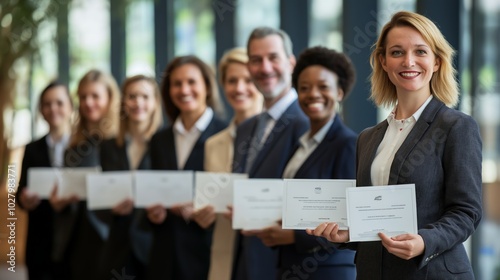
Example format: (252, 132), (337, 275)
(232, 179), (283, 230)
(58, 167), (100, 199)
(282, 179), (355, 230)
(347, 184), (417, 242)
(27, 167), (58, 199)
(134, 170), (194, 208)
(87, 171), (133, 210)
(193, 172), (248, 212)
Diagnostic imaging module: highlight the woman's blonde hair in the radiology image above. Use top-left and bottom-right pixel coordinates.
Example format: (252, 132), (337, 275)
(218, 47), (248, 85)
(370, 11), (458, 108)
(161, 55), (223, 122)
(116, 75), (163, 147)
(70, 69), (120, 147)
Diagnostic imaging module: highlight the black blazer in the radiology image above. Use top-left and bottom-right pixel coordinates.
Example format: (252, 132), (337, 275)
(278, 116), (357, 280)
(53, 135), (106, 280)
(16, 135), (56, 279)
(98, 138), (153, 279)
(231, 99), (309, 280)
(148, 116), (226, 280)
(353, 98), (482, 280)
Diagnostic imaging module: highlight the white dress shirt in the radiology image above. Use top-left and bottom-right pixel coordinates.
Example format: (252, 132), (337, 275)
(282, 117), (334, 179)
(46, 133), (70, 167)
(261, 88), (298, 144)
(173, 107), (214, 170)
(371, 96), (433, 186)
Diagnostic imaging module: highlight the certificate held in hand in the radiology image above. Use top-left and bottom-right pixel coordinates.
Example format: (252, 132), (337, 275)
(27, 167), (58, 199)
(86, 171), (134, 210)
(282, 179), (355, 230)
(58, 167), (100, 199)
(232, 179), (284, 230)
(346, 184), (418, 242)
(134, 170), (194, 208)
(193, 171), (248, 212)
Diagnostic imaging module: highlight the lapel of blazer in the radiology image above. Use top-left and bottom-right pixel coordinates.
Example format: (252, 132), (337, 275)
(294, 116), (340, 177)
(164, 127), (179, 170)
(122, 138), (152, 170)
(38, 135), (52, 166)
(388, 98), (443, 184)
(116, 142), (131, 170)
(249, 101), (300, 175)
(359, 121), (389, 186)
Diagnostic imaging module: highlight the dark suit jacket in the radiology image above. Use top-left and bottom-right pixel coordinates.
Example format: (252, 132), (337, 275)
(53, 135), (106, 280)
(148, 116), (226, 280)
(98, 138), (153, 279)
(231, 99), (309, 280)
(278, 115), (357, 280)
(16, 135), (57, 279)
(353, 98), (482, 280)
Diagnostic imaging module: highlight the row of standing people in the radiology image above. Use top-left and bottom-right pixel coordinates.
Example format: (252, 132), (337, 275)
(16, 10), (482, 280)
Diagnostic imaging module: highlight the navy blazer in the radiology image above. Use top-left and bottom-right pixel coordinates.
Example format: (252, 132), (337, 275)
(231, 99), (309, 280)
(98, 138), (153, 279)
(148, 116), (226, 280)
(278, 115), (357, 280)
(353, 98), (482, 280)
(16, 135), (57, 279)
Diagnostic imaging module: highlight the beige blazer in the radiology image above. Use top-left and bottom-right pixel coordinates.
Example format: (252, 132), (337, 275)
(204, 121), (236, 280)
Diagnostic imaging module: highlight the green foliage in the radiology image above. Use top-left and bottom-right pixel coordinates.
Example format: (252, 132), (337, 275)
(0, 0), (70, 79)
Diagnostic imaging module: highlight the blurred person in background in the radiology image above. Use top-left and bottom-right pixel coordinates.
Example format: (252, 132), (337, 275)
(17, 81), (73, 280)
(147, 55), (226, 279)
(98, 75), (163, 279)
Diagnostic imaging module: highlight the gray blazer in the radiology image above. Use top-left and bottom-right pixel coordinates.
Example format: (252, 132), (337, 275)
(353, 98), (482, 280)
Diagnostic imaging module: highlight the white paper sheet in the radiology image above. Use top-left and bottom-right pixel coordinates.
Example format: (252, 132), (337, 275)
(347, 184), (418, 242)
(232, 179), (283, 230)
(58, 167), (100, 199)
(134, 170), (194, 208)
(86, 171), (134, 210)
(282, 179), (356, 230)
(193, 172), (248, 212)
(27, 167), (58, 199)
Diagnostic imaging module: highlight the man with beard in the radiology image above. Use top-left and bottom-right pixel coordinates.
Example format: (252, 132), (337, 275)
(231, 27), (309, 280)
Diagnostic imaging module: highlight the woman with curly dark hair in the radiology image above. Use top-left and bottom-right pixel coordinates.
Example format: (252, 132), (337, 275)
(255, 46), (358, 279)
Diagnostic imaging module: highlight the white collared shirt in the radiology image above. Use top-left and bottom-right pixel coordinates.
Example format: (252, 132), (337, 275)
(260, 88), (298, 144)
(173, 107), (214, 169)
(46, 133), (70, 167)
(371, 96), (433, 185)
(282, 117), (334, 179)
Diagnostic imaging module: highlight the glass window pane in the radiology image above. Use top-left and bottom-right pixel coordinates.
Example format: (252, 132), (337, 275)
(126, 0), (155, 77)
(174, 0), (215, 67)
(68, 0), (111, 89)
(474, 0), (500, 278)
(32, 18), (59, 139)
(235, 0), (279, 48)
(377, 0), (415, 24)
(309, 0), (342, 50)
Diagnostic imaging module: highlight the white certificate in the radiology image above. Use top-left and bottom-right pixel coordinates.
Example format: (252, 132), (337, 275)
(58, 167), (100, 199)
(232, 179), (283, 230)
(134, 170), (194, 208)
(193, 172), (248, 212)
(27, 167), (58, 199)
(347, 184), (418, 242)
(282, 179), (356, 230)
(86, 171), (134, 210)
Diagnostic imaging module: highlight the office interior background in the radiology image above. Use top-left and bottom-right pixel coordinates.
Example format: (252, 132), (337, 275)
(1, 0), (499, 279)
